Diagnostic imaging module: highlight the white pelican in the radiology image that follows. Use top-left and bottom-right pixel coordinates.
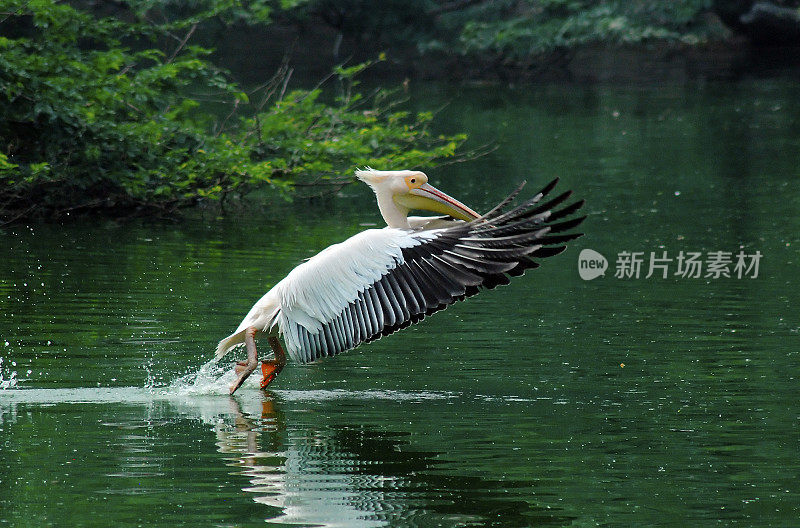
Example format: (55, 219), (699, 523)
(217, 169), (585, 394)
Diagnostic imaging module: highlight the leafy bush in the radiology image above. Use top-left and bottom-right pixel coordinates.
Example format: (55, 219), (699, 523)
(0, 1), (467, 221)
(447, 0), (718, 59)
(276, 0), (721, 61)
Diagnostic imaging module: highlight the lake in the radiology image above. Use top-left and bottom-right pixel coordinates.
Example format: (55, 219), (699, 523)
(1, 79), (798, 527)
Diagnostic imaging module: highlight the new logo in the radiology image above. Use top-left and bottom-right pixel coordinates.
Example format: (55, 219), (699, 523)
(578, 249), (608, 280)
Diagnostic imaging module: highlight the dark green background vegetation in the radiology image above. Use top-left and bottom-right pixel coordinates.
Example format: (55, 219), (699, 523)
(1, 0), (798, 221)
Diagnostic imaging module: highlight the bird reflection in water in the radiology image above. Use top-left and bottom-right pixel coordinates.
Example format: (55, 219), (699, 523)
(215, 396), (576, 528)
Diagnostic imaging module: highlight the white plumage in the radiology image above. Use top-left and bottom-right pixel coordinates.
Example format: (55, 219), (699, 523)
(217, 228), (430, 363)
(217, 168), (584, 393)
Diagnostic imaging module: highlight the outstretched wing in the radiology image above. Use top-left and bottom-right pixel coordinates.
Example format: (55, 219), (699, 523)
(276, 178), (585, 364)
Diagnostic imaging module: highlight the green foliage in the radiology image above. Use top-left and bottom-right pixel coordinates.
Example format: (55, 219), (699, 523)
(275, 0), (721, 60)
(0, 1), (466, 220)
(439, 0), (718, 58)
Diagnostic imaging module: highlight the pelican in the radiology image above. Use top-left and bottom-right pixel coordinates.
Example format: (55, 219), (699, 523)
(217, 169), (585, 394)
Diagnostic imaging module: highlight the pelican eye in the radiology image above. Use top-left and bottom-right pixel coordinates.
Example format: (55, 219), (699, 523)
(405, 173), (426, 189)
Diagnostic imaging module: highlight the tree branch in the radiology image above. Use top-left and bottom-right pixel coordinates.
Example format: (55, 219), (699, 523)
(166, 22), (197, 63)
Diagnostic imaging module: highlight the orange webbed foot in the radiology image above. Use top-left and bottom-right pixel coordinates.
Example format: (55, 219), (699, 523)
(260, 360), (283, 389)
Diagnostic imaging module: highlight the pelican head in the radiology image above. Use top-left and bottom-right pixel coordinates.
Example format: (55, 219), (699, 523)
(356, 168), (479, 229)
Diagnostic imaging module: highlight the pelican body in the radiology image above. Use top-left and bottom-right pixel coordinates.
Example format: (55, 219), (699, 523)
(217, 169), (585, 393)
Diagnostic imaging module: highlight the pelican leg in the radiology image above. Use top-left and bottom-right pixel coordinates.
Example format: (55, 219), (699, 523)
(229, 326), (259, 395)
(260, 336), (286, 389)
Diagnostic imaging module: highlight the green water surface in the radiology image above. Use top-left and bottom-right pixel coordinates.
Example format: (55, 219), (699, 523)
(1, 80), (798, 527)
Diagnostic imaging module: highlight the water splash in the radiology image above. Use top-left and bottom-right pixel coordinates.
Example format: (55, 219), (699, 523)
(0, 357), (18, 389)
(0, 370), (17, 390)
(143, 347), (157, 390)
(168, 357), (251, 396)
